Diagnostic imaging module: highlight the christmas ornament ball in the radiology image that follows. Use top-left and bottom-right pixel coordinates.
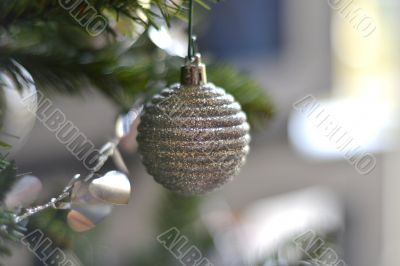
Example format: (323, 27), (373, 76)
(0, 61), (37, 157)
(137, 55), (250, 195)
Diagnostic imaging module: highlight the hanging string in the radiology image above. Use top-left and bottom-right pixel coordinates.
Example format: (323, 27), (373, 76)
(191, 35), (198, 55)
(188, 0), (194, 59)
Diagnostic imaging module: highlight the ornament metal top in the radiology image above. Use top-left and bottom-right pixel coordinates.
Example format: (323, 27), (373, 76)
(137, 54), (250, 195)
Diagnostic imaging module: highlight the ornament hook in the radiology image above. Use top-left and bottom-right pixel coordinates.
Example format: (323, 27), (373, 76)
(181, 53), (207, 86)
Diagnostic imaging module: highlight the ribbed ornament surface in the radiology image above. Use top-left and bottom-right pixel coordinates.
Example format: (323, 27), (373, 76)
(137, 83), (250, 195)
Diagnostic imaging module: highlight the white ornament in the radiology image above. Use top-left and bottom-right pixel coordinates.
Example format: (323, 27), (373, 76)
(5, 175), (42, 209)
(0, 61), (37, 157)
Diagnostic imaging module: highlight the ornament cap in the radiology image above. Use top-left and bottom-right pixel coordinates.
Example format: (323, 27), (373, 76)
(180, 53), (207, 86)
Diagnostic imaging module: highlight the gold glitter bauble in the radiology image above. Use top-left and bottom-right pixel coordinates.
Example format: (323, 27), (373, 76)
(137, 55), (250, 195)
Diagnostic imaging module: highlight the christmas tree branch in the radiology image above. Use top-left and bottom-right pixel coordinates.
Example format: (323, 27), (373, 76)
(0, 0), (272, 262)
(0, 20), (273, 128)
(0, 159), (26, 262)
(0, 159), (16, 203)
(0, 0), (217, 30)
(0, 210), (25, 263)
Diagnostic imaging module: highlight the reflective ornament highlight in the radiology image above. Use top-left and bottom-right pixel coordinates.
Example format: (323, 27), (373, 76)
(69, 180), (113, 231)
(89, 171), (131, 205)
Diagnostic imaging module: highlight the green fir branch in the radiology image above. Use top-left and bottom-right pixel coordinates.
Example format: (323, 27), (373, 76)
(0, 24), (274, 127)
(0, 159), (16, 202)
(0, 210), (26, 255)
(0, 0), (218, 30)
(0, 159), (26, 262)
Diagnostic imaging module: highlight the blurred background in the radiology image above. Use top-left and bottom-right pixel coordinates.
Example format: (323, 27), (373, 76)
(3, 0), (400, 265)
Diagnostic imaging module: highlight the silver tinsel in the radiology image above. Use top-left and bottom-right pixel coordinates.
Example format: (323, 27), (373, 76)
(137, 55), (250, 195)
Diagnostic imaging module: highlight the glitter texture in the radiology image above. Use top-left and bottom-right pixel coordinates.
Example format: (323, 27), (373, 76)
(137, 83), (250, 195)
